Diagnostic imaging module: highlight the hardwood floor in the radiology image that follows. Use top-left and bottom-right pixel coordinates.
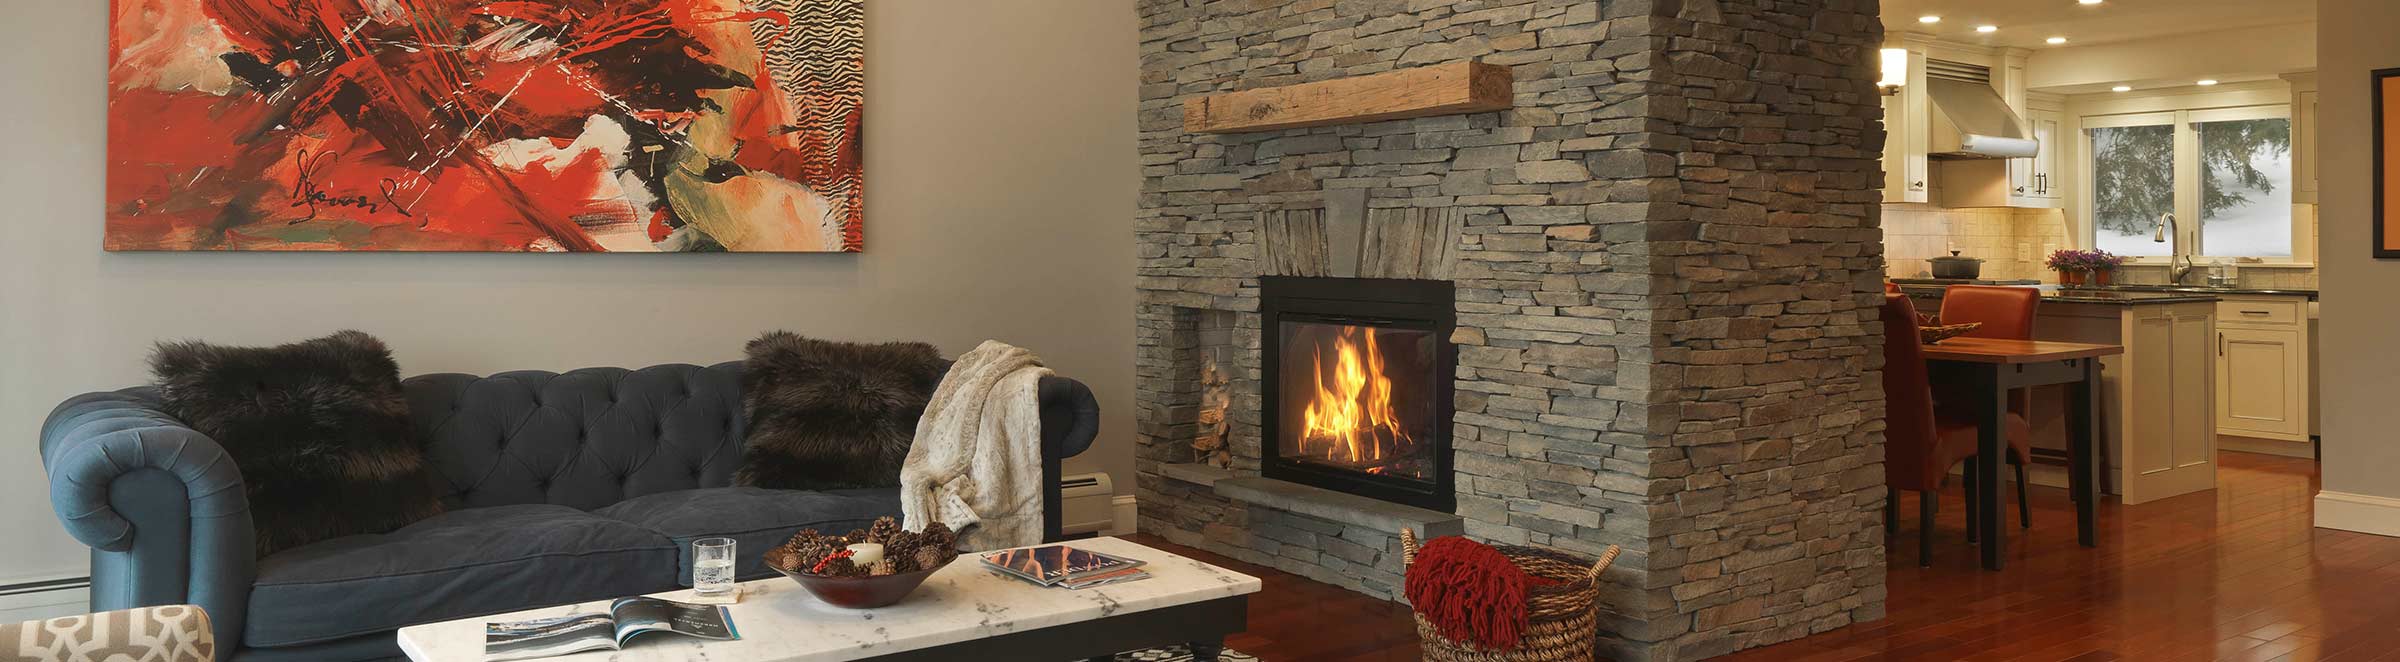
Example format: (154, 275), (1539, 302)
(1126, 534), (1425, 660)
(1142, 452), (2400, 661)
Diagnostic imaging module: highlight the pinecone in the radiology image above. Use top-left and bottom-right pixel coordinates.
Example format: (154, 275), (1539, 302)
(766, 547), (801, 572)
(867, 517), (902, 543)
(913, 547), (949, 571)
(919, 523), (956, 550)
(884, 536), (927, 572)
(821, 556), (866, 578)
(869, 559), (896, 576)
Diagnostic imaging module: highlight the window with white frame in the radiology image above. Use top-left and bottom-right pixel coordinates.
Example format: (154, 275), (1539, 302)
(2084, 105), (2295, 261)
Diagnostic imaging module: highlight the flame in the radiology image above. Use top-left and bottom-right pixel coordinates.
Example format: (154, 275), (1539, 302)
(1299, 326), (1411, 464)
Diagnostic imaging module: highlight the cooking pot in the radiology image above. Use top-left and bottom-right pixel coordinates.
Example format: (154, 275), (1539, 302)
(1928, 251), (1983, 279)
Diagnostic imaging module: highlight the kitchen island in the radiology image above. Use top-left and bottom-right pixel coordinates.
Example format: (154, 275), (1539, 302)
(1901, 285), (2218, 504)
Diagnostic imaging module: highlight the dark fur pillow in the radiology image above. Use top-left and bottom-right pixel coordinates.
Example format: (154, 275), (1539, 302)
(737, 332), (948, 490)
(150, 331), (443, 557)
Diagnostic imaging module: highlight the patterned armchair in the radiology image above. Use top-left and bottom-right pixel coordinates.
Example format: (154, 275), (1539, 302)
(0, 605), (213, 662)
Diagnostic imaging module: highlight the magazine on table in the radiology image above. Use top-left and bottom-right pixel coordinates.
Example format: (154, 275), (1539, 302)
(484, 597), (739, 661)
(981, 544), (1152, 588)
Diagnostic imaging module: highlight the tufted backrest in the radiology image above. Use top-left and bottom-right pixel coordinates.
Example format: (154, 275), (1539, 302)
(403, 363), (752, 511)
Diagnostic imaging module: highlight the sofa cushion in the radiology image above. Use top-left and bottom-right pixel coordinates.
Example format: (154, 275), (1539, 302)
(151, 330), (443, 557)
(244, 504), (675, 648)
(595, 486), (901, 585)
(735, 333), (945, 490)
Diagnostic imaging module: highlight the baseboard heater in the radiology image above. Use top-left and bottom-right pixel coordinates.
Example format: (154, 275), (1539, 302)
(1060, 472), (1116, 535)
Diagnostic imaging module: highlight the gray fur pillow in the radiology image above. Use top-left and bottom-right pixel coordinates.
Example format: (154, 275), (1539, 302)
(737, 332), (947, 490)
(149, 330), (442, 557)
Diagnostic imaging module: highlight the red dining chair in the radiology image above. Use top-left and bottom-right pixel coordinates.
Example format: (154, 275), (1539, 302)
(1883, 294), (2036, 564)
(1884, 281), (1903, 294)
(1936, 285), (2039, 531)
(1939, 285), (2040, 341)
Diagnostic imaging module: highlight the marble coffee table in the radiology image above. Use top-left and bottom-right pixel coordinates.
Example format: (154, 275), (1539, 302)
(397, 536), (1261, 662)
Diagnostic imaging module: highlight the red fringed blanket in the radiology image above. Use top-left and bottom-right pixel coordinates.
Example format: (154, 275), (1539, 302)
(1404, 536), (1557, 650)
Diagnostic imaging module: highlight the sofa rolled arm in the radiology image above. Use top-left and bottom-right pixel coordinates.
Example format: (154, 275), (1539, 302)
(40, 389), (254, 658)
(1034, 376), (1100, 542)
(1036, 375), (1100, 460)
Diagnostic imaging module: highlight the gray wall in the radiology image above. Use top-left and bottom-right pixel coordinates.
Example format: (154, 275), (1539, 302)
(0, 1), (1136, 584)
(2317, 0), (2399, 506)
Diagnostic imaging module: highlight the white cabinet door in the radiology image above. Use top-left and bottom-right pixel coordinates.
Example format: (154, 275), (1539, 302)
(1882, 50), (1928, 204)
(2120, 304), (2218, 504)
(2031, 111), (2063, 200)
(2002, 109), (2062, 208)
(2216, 326), (2308, 438)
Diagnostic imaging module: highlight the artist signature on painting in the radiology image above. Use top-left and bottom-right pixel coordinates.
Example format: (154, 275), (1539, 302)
(289, 149), (414, 224)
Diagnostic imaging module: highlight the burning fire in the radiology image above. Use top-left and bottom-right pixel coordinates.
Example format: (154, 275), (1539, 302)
(1299, 326), (1412, 465)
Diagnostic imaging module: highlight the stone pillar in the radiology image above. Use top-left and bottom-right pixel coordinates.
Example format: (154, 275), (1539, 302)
(1133, 1), (1887, 659)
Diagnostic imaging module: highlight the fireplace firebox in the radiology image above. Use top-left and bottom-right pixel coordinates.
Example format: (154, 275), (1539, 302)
(1261, 276), (1455, 512)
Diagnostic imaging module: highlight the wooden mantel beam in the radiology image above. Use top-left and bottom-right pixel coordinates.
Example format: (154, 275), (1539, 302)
(1182, 61), (1513, 134)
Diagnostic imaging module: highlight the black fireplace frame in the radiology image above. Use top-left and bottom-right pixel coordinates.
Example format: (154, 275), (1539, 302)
(1260, 276), (1456, 513)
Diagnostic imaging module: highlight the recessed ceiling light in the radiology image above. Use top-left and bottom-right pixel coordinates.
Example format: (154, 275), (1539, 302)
(2197, 79), (2219, 86)
(1976, 25), (1999, 33)
(2047, 36), (2068, 44)
(2079, 0), (2104, 4)
(1920, 15), (1941, 23)
(2112, 85), (2132, 92)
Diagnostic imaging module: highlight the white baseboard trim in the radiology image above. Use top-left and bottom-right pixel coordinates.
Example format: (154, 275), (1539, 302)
(2221, 436), (2315, 459)
(1110, 495), (1138, 536)
(0, 578), (88, 624)
(2315, 491), (2400, 538)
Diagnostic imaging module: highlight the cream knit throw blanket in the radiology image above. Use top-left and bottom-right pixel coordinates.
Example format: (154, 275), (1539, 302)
(900, 340), (1054, 551)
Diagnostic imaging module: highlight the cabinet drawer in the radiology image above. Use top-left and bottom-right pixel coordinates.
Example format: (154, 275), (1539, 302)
(2217, 298), (2303, 325)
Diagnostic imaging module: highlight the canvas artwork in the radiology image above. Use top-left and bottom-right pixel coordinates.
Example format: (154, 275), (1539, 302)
(106, 0), (864, 252)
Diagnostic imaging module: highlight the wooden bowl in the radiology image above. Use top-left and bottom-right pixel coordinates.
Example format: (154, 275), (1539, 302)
(768, 556), (955, 609)
(1919, 322), (1982, 345)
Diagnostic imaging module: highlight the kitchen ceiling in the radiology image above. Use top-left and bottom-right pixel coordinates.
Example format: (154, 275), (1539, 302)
(1881, 0), (2318, 50)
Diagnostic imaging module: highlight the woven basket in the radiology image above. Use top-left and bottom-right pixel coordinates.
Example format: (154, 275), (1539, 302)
(1401, 528), (1621, 662)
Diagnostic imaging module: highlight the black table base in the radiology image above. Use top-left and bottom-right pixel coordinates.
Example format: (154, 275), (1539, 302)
(860, 595), (1246, 662)
(1933, 357), (2103, 570)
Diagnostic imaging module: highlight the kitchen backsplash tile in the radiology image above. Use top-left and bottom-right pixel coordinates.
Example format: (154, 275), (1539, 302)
(1883, 203), (2069, 282)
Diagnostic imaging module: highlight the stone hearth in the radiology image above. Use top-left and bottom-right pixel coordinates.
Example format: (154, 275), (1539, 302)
(1135, 1), (1889, 661)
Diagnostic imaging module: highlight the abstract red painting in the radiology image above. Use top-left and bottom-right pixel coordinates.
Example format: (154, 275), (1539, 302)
(106, 0), (863, 252)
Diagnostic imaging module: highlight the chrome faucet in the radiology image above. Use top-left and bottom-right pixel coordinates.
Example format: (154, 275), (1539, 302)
(2154, 212), (2196, 284)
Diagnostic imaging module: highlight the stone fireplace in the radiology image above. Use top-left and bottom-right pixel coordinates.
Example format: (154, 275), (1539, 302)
(1261, 276), (1456, 511)
(1136, 1), (1890, 660)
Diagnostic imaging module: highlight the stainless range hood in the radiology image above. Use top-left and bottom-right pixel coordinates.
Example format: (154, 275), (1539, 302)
(1925, 60), (2037, 159)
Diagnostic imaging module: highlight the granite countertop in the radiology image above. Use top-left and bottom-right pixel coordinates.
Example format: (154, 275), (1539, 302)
(2058, 284), (2319, 300)
(1894, 284), (2220, 306)
(2038, 290), (2222, 305)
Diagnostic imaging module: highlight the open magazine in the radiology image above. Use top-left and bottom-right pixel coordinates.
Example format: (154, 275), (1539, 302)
(484, 597), (739, 661)
(981, 545), (1152, 589)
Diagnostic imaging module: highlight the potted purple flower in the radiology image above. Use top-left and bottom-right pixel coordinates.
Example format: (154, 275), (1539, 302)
(2087, 250), (2126, 285)
(2043, 249), (2126, 285)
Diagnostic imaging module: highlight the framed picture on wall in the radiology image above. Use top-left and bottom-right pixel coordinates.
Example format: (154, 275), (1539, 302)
(2374, 67), (2400, 258)
(104, 0), (865, 253)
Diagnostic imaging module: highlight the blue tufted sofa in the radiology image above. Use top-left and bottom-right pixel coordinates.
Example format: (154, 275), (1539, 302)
(39, 362), (1100, 662)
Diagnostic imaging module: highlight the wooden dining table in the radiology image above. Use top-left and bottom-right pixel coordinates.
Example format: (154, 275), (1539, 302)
(1919, 336), (2124, 570)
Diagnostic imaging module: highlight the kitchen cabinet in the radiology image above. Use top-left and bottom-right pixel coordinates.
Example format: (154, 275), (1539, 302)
(1994, 107), (2063, 208)
(2214, 295), (2314, 455)
(2028, 299), (2219, 505)
(1882, 48), (1929, 204)
(2024, 109), (2063, 203)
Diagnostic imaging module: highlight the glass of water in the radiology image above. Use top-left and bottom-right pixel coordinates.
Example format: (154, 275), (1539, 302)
(693, 538), (736, 596)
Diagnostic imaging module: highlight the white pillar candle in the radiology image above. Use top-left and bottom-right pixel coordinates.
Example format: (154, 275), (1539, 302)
(846, 543), (885, 566)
